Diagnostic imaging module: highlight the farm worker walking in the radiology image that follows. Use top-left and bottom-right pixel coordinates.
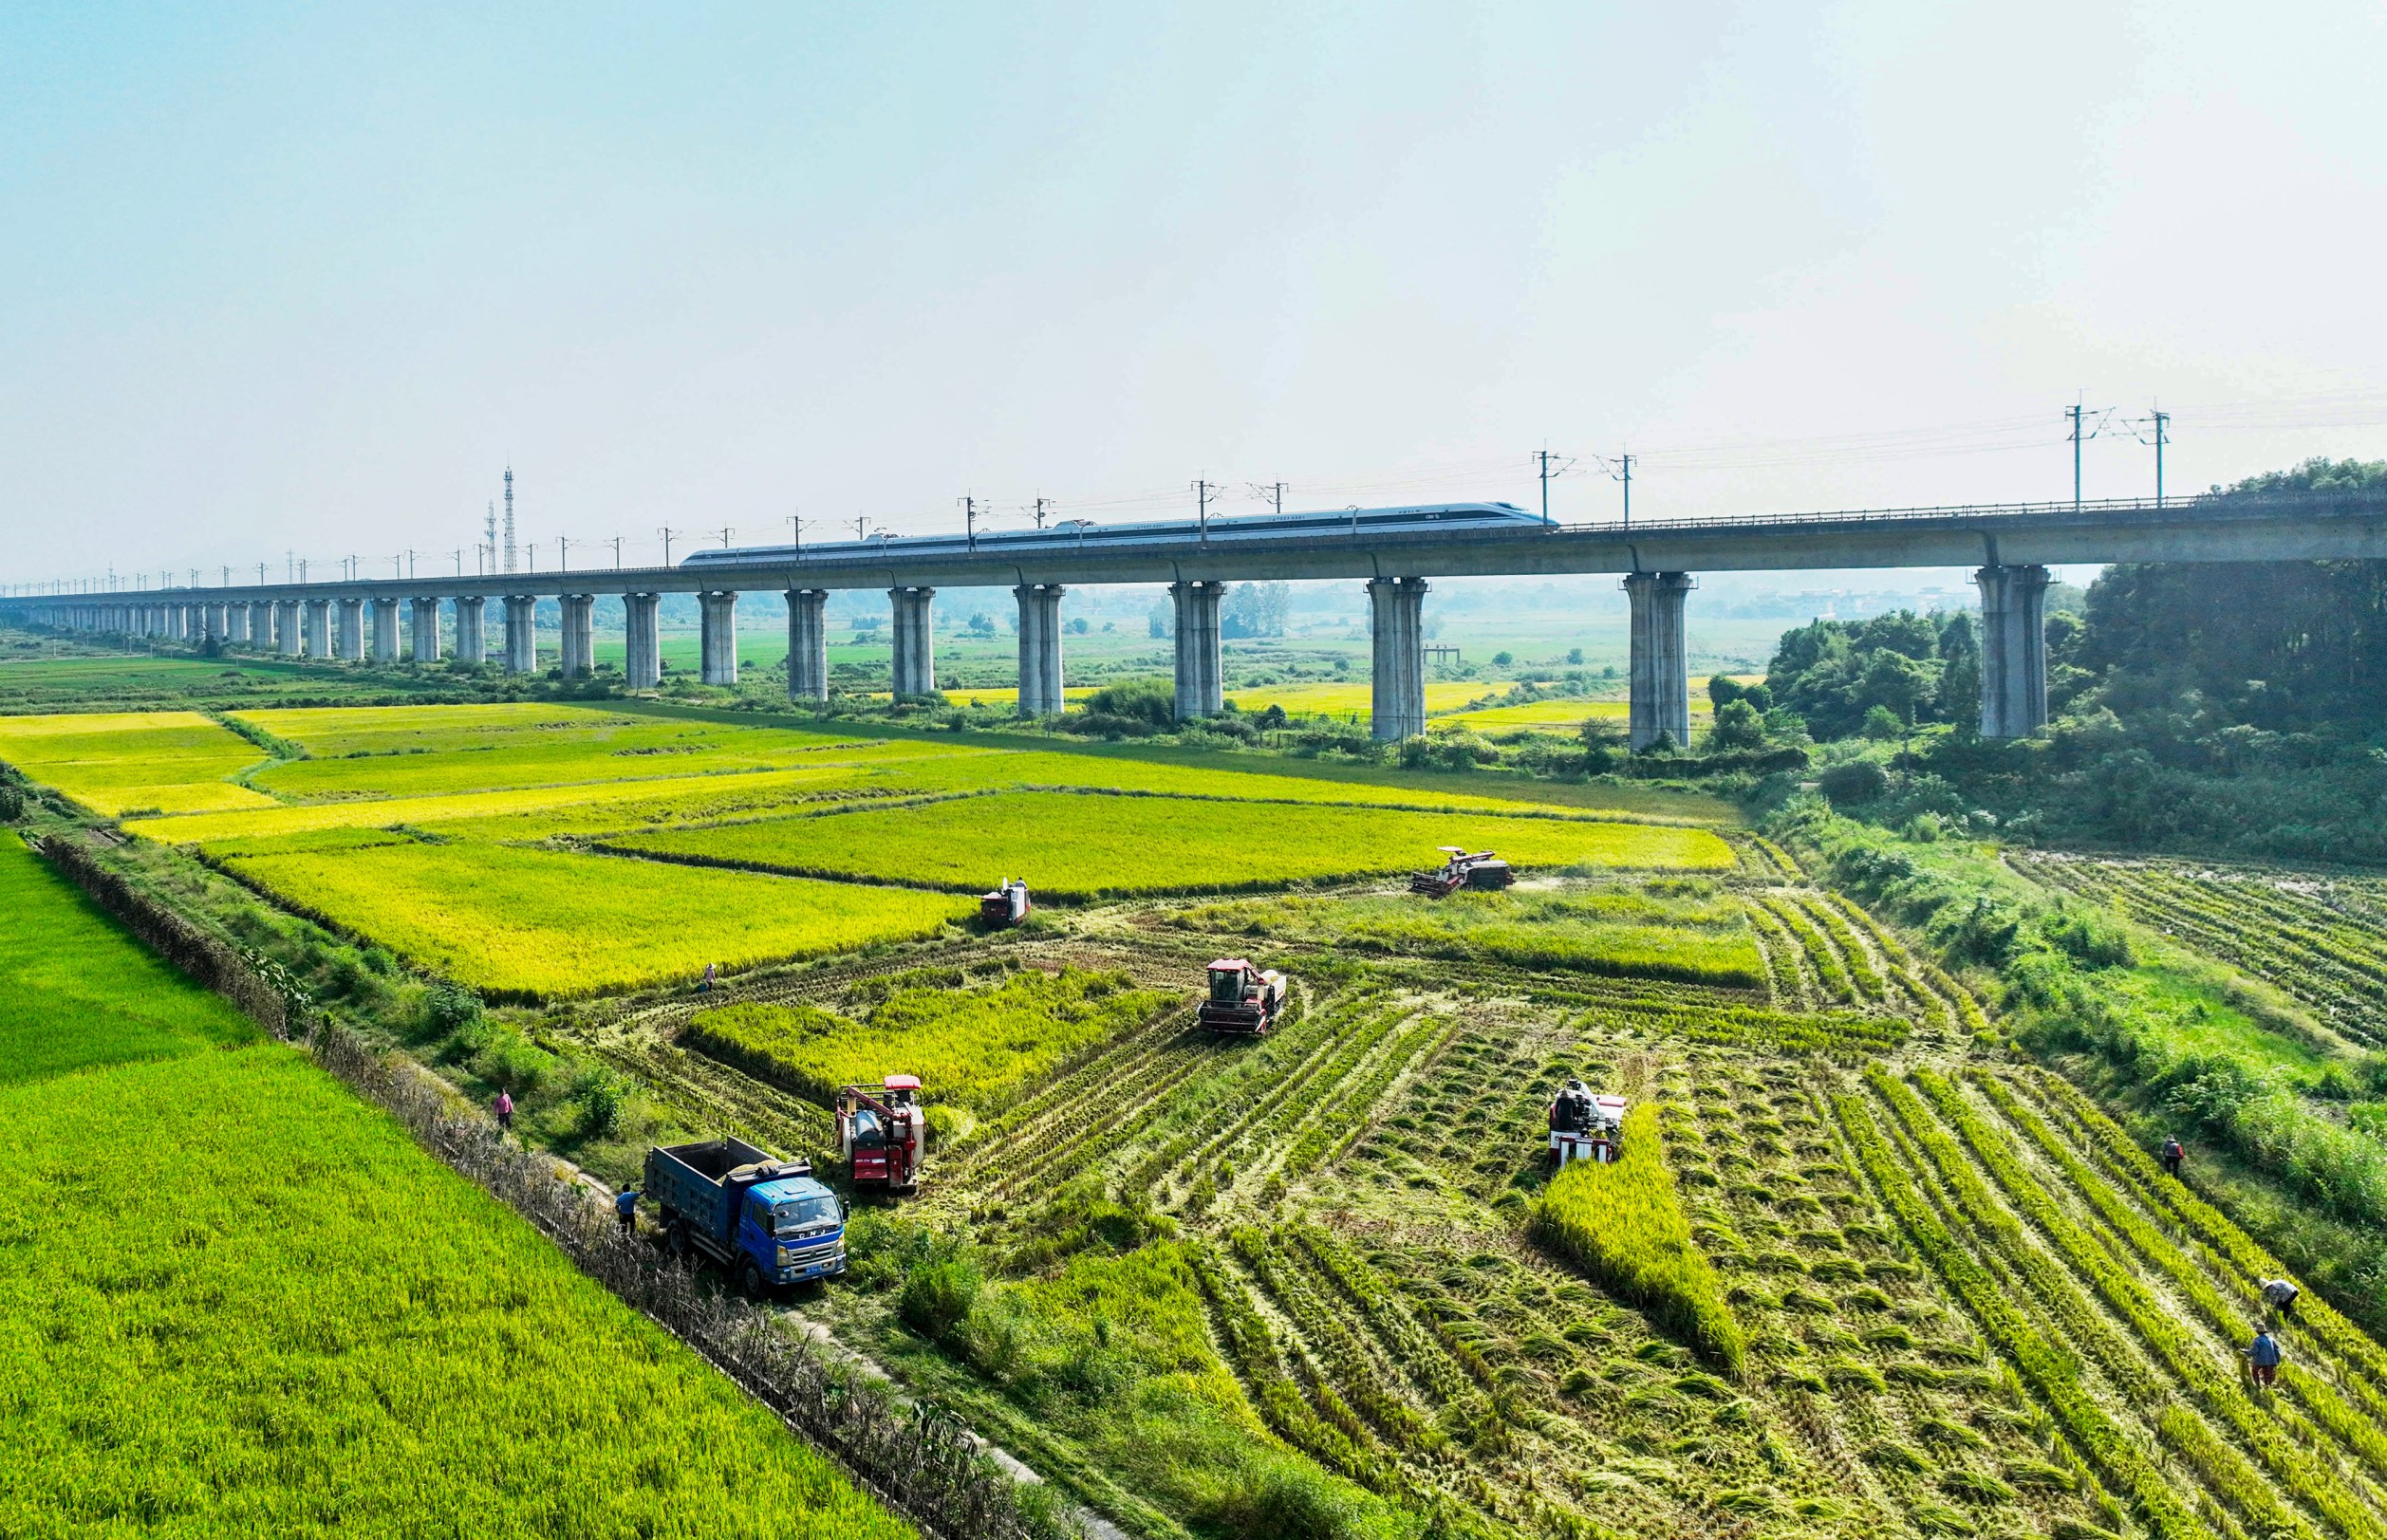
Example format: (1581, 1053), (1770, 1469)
(2247, 1328), (2283, 1388)
(615, 1184), (639, 1236)
(2160, 1135), (2185, 1178)
(494, 1089), (513, 1132)
(2261, 1278), (2300, 1320)
(699, 961), (718, 994)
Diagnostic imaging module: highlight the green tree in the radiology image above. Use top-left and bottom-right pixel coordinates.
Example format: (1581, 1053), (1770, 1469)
(1936, 612), (1980, 730)
(1707, 698), (1767, 751)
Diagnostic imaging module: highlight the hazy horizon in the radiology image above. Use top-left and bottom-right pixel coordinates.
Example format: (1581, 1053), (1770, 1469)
(7, 2), (2383, 585)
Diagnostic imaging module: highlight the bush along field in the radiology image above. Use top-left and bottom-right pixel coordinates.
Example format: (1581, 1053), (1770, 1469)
(9, 693), (2387, 1540)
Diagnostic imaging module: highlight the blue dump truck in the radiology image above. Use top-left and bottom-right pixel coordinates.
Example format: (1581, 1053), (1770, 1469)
(643, 1137), (847, 1298)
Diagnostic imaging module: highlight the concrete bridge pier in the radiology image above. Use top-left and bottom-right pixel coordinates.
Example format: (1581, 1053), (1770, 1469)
(1625, 572), (1694, 751)
(1975, 564), (2051, 739)
(249, 602), (272, 648)
(1014, 584), (1065, 716)
(198, 604), (220, 644)
(502, 595), (539, 674)
(411, 598), (443, 664)
(454, 596), (486, 665)
(699, 591), (740, 685)
(1367, 577), (1430, 741)
(304, 599), (331, 659)
(1170, 581), (1224, 719)
(334, 599), (362, 659)
(624, 592), (661, 688)
(557, 594), (593, 677)
(226, 603), (251, 645)
(370, 598), (401, 663)
(784, 588), (827, 702)
(888, 586), (935, 696)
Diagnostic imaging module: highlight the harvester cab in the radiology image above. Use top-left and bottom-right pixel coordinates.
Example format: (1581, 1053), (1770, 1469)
(979, 878), (1031, 928)
(1410, 846), (1515, 898)
(1198, 958), (1288, 1035)
(836, 1074), (925, 1194)
(1548, 1080), (1628, 1169)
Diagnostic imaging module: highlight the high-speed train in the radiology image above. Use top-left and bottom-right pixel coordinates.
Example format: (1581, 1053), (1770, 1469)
(679, 501), (1546, 569)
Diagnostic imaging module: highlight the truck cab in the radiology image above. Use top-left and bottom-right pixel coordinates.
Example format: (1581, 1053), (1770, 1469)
(644, 1137), (848, 1297)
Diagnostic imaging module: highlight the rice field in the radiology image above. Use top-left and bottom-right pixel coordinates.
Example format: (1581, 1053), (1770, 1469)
(1164, 884), (1768, 989)
(608, 790), (1736, 899)
(0, 835), (257, 1083)
(683, 965), (1176, 1111)
(1433, 697), (1624, 730)
(10, 684), (2387, 1540)
(1223, 680), (1486, 717)
(0, 710), (271, 815)
(2022, 851), (2387, 1047)
(0, 832), (902, 1539)
(222, 841), (977, 997)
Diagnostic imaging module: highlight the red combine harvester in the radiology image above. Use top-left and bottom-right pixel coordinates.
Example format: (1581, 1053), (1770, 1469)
(979, 878), (1031, 928)
(1410, 847), (1514, 897)
(1199, 958), (1287, 1035)
(836, 1074), (925, 1194)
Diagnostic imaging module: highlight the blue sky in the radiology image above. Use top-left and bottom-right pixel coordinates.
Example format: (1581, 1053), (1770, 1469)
(5, 1), (2383, 582)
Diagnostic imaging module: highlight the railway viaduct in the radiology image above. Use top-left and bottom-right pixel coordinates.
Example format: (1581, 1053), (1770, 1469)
(13, 489), (2387, 748)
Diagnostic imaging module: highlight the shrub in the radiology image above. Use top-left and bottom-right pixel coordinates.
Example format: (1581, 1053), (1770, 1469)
(1818, 759), (1890, 805)
(1079, 677), (1176, 727)
(1708, 699), (1768, 751)
(899, 1254), (981, 1342)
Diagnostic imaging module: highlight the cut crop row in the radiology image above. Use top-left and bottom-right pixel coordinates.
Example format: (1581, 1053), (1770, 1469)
(1910, 1069), (2373, 1540)
(1967, 1071), (2387, 1493)
(1867, 1069), (2334, 1540)
(1827, 1090), (2205, 1540)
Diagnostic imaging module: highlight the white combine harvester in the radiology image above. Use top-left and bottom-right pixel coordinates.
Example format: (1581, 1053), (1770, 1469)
(1547, 1079), (1628, 1168)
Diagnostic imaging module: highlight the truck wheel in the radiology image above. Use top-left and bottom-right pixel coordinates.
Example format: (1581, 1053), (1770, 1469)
(665, 1222), (690, 1259)
(739, 1261), (767, 1302)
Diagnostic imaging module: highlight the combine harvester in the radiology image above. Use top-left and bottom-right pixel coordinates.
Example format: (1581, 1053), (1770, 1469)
(1547, 1079), (1628, 1168)
(837, 1075), (926, 1195)
(1199, 958), (1288, 1035)
(1410, 846), (1514, 897)
(979, 878), (1031, 928)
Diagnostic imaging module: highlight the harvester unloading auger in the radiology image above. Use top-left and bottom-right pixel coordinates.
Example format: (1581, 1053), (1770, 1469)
(1548, 1079), (1627, 1168)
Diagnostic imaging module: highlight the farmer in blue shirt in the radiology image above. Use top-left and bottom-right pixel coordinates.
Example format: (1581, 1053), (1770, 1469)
(615, 1184), (639, 1237)
(2247, 1328), (2283, 1388)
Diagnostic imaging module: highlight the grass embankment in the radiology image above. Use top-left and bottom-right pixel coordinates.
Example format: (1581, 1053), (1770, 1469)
(611, 790), (1734, 899)
(0, 837), (903, 1539)
(685, 967), (1176, 1112)
(1530, 1102), (1745, 1372)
